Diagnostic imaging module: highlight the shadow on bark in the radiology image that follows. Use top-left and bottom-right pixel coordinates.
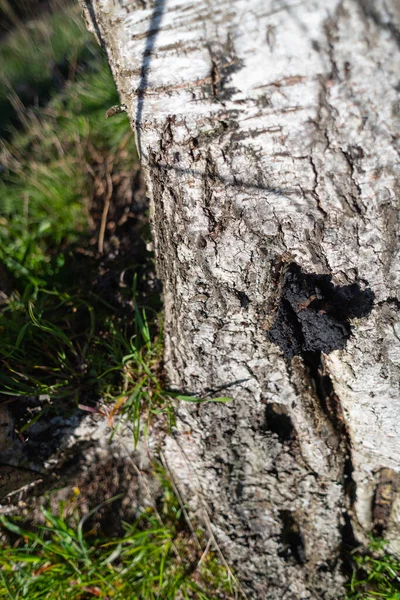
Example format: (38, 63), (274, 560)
(136, 0), (166, 156)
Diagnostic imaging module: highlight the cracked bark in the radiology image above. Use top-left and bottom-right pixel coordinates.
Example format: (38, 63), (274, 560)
(81, 0), (400, 598)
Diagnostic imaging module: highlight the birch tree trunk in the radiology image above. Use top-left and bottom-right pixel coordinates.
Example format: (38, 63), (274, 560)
(81, 1), (400, 597)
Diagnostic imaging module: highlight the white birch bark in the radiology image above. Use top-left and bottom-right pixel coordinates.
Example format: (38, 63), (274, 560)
(81, 0), (400, 597)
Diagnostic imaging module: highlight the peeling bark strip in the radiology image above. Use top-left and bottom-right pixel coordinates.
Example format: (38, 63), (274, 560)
(372, 468), (400, 537)
(81, 0), (400, 598)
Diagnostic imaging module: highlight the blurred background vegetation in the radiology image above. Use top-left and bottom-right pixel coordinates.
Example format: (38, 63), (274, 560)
(0, 0), (159, 413)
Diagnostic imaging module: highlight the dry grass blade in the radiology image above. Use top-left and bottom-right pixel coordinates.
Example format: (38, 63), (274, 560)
(98, 163), (114, 253)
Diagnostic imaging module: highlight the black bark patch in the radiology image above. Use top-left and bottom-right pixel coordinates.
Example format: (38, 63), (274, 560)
(267, 263), (374, 357)
(278, 510), (306, 565)
(236, 291), (250, 309)
(264, 403), (296, 443)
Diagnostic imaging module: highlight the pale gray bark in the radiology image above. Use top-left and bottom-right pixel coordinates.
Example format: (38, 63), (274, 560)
(81, 1), (400, 598)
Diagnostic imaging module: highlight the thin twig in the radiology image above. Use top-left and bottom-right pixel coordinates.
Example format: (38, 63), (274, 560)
(197, 536), (212, 568)
(159, 450), (202, 551)
(98, 168), (113, 254)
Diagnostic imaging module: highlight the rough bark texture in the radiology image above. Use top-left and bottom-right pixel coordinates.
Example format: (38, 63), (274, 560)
(81, 1), (400, 598)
